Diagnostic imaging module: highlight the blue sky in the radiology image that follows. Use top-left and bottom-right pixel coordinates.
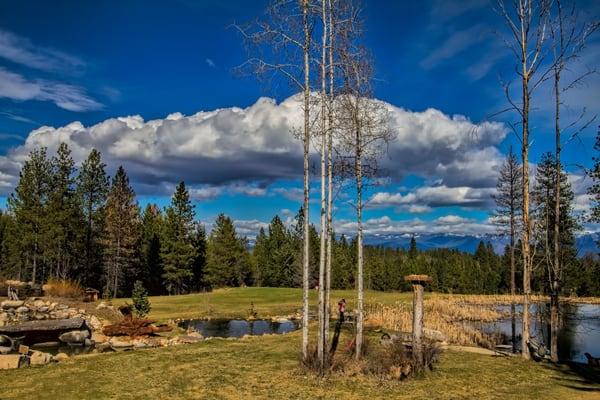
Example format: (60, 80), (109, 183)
(0, 0), (598, 238)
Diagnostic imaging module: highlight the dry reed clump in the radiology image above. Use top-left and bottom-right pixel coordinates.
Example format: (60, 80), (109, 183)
(365, 299), (504, 349)
(330, 339), (440, 380)
(42, 278), (83, 298)
(435, 293), (600, 306)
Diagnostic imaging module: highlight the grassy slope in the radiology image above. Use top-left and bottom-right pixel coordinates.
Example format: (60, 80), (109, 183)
(1, 331), (598, 400)
(144, 287), (413, 321)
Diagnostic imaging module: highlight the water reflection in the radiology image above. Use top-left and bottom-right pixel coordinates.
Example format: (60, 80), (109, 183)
(477, 303), (600, 363)
(178, 319), (299, 338)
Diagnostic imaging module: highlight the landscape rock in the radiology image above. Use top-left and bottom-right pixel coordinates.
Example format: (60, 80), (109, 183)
(91, 332), (108, 344)
(1, 300), (24, 309)
(16, 306), (30, 313)
(0, 312), (8, 326)
(30, 350), (52, 366)
(96, 302), (109, 310)
(109, 337), (133, 349)
(87, 315), (103, 331)
(59, 330), (90, 344)
(0, 354), (25, 369)
(95, 342), (112, 353)
(0, 346), (11, 354)
(52, 352), (69, 362)
(84, 338), (93, 347)
(176, 333), (204, 344)
(32, 300), (46, 308)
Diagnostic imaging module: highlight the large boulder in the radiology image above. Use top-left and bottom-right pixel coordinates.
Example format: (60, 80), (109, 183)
(30, 350), (52, 366)
(1, 300), (24, 310)
(59, 330), (90, 344)
(0, 354), (25, 369)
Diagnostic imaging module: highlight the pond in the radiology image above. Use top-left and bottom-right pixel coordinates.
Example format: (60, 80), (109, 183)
(476, 303), (600, 363)
(178, 319), (299, 338)
(30, 342), (94, 356)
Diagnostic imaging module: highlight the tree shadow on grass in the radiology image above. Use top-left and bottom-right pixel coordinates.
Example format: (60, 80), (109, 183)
(542, 361), (600, 392)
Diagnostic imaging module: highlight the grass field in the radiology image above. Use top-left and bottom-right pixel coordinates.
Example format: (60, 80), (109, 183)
(1, 330), (598, 400)
(2, 287), (599, 399)
(142, 287), (414, 321)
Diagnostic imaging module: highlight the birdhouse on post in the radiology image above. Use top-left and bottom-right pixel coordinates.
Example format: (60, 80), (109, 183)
(404, 274), (431, 365)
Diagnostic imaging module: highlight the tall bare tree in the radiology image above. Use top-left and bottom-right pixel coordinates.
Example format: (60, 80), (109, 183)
(317, 0), (329, 371)
(336, 28), (392, 358)
(496, 0), (552, 359)
(547, 0), (598, 362)
(234, 0), (314, 360)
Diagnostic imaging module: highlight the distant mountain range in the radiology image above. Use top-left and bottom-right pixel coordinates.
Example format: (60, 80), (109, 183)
(363, 233), (600, 256)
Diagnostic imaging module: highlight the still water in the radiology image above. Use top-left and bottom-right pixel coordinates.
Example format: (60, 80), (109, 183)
(477, 303), (600, 363)
(178, 319), (299, 338)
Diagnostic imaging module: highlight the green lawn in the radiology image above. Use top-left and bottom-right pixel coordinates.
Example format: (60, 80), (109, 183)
(142, 287), (413, 321)
(1, 330), (598, 400)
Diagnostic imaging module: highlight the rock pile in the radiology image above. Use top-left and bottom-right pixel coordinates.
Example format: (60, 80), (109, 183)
(0, 299), (103, 331)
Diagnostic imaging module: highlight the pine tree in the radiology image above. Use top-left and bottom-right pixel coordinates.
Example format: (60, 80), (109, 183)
(46, 143), (84, 280)
(588, 127), (600, 223)
(532, 153), (579, 294)
(77, 149), (109, 288)
(102, 166), (140, 298)
(7, 148), (51, 284)
(140, 204), (164, 295)
(253, 227), (269, 286)
(191, 222), (207, 291)
(205, 214), (252, 287)
(161, 182), (196, 294)
(408, 236), (418, 259)
(131, 280), (151, 318)
(493, 147), (522, 296)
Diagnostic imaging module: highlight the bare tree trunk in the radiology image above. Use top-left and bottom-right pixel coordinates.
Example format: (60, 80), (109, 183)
(550, 58), (562, 364)
(301, 0), (311, 362)
(510, 174), (517, 353)
(317, 0), (328, 372)
(519, 0), (531, 359)
(324, 0), (334, 351)
(355, 128), (364, 360)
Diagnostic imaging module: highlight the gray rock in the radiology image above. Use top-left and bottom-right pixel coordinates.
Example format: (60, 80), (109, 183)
(0, 346), (11, 355)
(37, 306), (49, 313)
(1, 300), (24, 309)
(30, 350), (52, 366)
(84, 338), (93, 347)
(15, 306), (29, 313)
(59, 330), (90, 344)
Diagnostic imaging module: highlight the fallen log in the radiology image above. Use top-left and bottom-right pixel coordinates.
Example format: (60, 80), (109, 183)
(0, 318), (90, 345)
(103, 318), (171, 337)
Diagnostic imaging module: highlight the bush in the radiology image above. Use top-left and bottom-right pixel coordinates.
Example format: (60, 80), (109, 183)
(43, 279), (83, 298)
(330, 338), (440, 380)
(131, 280), (151, 318)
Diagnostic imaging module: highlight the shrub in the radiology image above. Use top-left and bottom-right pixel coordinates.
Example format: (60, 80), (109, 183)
(131, 280), (151, 318)
(43, 279), (83, 298)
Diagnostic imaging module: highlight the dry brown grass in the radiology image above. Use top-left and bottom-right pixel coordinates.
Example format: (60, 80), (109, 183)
(365, 298), (507, 348)
(42, 279), (83, 298)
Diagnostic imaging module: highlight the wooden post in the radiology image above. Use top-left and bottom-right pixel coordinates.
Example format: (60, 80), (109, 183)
(404, 275), (431, 365)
